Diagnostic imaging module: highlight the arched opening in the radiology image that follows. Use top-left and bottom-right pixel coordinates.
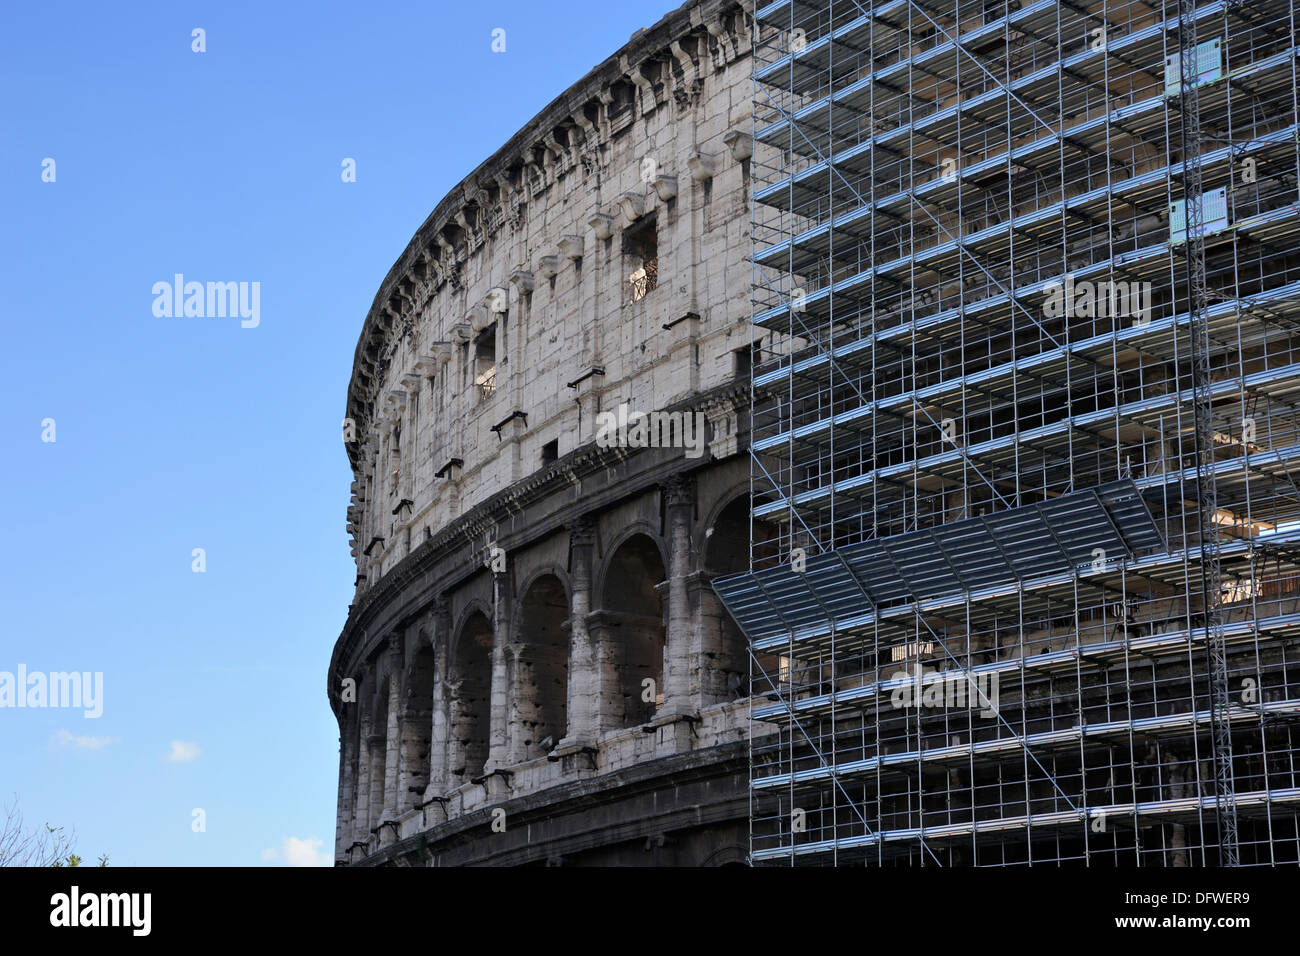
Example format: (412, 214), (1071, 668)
(602, 534), (666, 727)
(514, 574), (570, 757)
(368, 678), (389, 829)
(399, 641), (435, 811)
(449, 611), (493, 784)
(705, 497), (783, 700)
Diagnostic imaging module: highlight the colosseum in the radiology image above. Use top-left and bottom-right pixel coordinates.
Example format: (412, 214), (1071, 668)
(327, 0), (765, 866)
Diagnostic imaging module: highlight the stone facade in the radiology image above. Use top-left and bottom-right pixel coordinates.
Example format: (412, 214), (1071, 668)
(327, 0), (768, 866)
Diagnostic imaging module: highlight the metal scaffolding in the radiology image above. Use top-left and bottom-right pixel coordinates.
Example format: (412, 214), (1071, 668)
(716, 0), (1300, 864)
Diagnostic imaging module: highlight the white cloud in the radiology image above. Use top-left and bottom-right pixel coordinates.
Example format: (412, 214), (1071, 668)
(54, 729), (115, 750)
(261, 836), (333, 867)
(166, 740), (201, 762)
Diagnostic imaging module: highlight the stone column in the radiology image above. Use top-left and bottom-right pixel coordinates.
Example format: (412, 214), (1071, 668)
(485, 564), (512, 773)
(559, 518), (599, 749)
(661, 475), (696, 716)
(353, 709), (371, 846)
(366, 727), (385, 833)
(506, 643), (527, 766)
(333, 725), (350, 862)
(395, 624), (428, 816)
(379, 422), (392, 500)
(587, 610), (632, 729)
(426, 599), (451, 799)
(405, 384), (417, 501)
(382, 634), (402, 820)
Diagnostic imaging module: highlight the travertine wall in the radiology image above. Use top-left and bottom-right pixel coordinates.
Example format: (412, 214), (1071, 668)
(329, 0), (770, 867)
(343, 0), (759, 589)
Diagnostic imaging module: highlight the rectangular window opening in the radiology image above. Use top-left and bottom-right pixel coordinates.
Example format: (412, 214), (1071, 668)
(623, 215), (659, 304)
(474, 325), (497, 401)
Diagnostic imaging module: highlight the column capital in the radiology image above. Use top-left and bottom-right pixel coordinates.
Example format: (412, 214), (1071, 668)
(568, 515), (597, 548)
(661, 473), (695, 509)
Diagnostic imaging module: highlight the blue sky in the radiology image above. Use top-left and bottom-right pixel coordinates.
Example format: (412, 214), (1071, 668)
(0, 0), (661, 866)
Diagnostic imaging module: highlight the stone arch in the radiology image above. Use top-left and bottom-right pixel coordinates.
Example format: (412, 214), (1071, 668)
(398, 635), (435, 811)
(448, 609), (493, 784)
(512, 572), (570, 758)
(696, 480), (751, 558)
(702, 493), (753, 575)
(599, 521), (661, 579)
(601, 532), (667, 727)
(700, 843), (749, 867)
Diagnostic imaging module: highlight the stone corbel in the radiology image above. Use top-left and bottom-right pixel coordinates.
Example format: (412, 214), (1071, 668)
(412, 353), (440, 377)
(523, 159), (544, 194)
(509, 268), (534, 293)
(616, 191), (645, 222)
(537, 138), (557, 172)
(670, 37), (700, 85)
(687, 151), (718, 181)
(620, 56), (657, 115)
(538, 255), (560, 279)
(735, 2), (755, 53)
(431, 342), (454, 365)
(544, 129), (568, 164)
(450, 322), (472, 344)
(467, 304), (491, 333)
(385, 388), (407, 412)
(461, 173), (480, 205)
(652, 173), (678, 202)
(588, 212), (614, 241)
(399, 372), (421, 392)
(571, 109), (596, 142)
(483, 287), (509, 314)
(723, 128), (753, 162)
(707, 16), (734, 64)
(595, 87), (615, 139)
(558, 235), (584, 261)
(493, 170), (515, 216)
(418, 248), (440, 284)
